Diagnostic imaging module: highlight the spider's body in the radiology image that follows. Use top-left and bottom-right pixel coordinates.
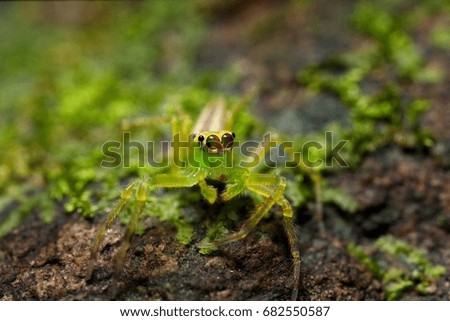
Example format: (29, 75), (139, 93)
(88, 99), (301, 300)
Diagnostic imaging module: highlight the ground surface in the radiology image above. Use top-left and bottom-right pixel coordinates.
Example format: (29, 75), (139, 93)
(0, 0), (449, 301)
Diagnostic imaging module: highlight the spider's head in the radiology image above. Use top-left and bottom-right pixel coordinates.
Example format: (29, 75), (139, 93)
(192, 130), (235, 154)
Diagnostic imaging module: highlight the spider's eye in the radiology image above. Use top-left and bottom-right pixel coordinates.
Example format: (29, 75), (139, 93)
(198, 135), (205, 142)
(221, 132), (234, 148)
(206, 134), (221, 148)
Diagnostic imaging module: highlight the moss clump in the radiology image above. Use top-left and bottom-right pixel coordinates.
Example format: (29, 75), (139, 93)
(349, 235), (446, 300)
(298, 0), (442, 166)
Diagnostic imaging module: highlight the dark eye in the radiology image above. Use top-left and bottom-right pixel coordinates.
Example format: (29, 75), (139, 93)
(198, 135), (205, 142)
(206, 135), (220, 148)
(221, 132), (234, 148)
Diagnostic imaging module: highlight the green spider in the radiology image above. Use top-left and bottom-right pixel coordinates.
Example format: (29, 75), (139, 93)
(87, 98), (301, 300)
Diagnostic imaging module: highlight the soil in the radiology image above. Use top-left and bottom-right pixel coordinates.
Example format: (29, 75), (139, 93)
(0, 0), (449, 301)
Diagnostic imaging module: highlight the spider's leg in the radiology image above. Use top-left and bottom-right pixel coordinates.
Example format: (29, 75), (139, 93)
(245, 180), (300, 301)
(87, 182), (137, 279)
(121, 110), (193, 171)
(201, 173), (300, 300)
(310, 171), (325, 237)
(198, 178), (217, 204)
(201, 189), (276, 248)
(121, 108), (192, 135)
(153, 168), (217, 204)
(99, 173), (204, 296)
(270, 133), (326, 236)
(223, 85), (260, 130)
(111, 181), (148, 296)
(121, 116), (173, 131)
(200, 174), (285, 246)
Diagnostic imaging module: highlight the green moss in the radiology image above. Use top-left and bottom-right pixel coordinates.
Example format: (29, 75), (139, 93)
(285, 175), (309, 208)
(145, 195), (194, 245)
(349, 235), (446, 300)
(348, 242), (384, 279)
(299, 0), (441, 166)
(322, 186), (358, 214)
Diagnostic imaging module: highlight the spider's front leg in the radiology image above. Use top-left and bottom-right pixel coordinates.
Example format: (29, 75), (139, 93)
(199, 172), (301, 300)
(87, 178), (150, 297)
(87, 181), (138, 280)
(87, 170), (216, 295)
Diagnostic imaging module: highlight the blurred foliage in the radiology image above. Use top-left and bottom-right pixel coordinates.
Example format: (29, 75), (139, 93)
(299, 0), (448, 299)
(349, 236), (446, 300)
(292, 0), (448, 221)
(431, 25), (450, 50)
(298, 0), (447, 166)
(0, 2), (241, 237)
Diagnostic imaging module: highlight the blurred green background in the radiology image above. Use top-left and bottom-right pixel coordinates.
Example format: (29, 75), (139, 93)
(0, 1), (238, 236)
